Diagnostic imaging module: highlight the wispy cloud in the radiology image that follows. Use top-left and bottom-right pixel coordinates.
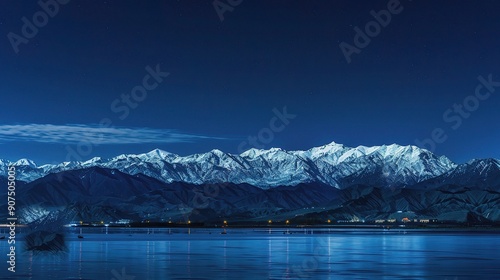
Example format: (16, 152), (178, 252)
(0, 124), (223, 144)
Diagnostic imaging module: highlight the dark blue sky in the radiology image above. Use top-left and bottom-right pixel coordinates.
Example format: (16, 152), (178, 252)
(1, 0), (500, 164)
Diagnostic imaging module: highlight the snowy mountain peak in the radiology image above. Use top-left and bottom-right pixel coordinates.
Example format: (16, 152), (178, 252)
(464, 158), (500, 173)
(325, 140), (343, 146)
(210, 149), (225, 156)
(144, 148), (176, 160)
(114, 153), (136, 160)
(240, 148), (267, 158)
(84, 157), (103, 164)
(13, 158), (37, 168)
(268, 147), (284, 153)
(321, 141), (346, 149)
(240, 147), (289, 160)
(306, 141), (347, 158)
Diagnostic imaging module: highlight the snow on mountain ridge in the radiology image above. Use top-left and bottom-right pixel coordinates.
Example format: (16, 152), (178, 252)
(13, 158), (37, 168)
(0, 142), (463, 188)
(143, 148), (178, 160)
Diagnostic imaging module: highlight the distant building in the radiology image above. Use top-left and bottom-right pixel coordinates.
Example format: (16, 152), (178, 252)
(114, 219), (131, 224)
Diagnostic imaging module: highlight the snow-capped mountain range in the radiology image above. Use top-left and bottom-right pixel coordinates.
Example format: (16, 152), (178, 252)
(0, 141), (474, 189)
(3, 141), (500, 223)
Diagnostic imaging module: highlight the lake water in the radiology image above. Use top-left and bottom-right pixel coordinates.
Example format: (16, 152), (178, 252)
(1, 228), (499, 279)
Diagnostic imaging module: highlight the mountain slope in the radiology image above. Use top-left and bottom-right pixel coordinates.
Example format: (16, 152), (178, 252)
(9, 166), (500, 224)
(412, 158), (500, 190)
(300, 184), (500, 222)
(12, 167), (339, 223)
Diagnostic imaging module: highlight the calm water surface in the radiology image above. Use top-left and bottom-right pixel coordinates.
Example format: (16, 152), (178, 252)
(1, 228), (499, 279)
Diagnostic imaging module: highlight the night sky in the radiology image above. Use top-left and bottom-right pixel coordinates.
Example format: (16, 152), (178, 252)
(1, 0), (500, 164)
